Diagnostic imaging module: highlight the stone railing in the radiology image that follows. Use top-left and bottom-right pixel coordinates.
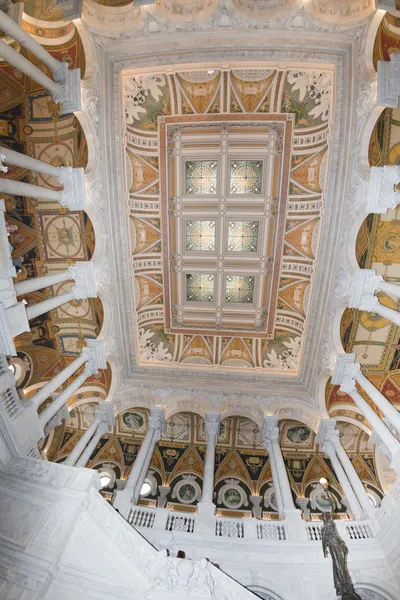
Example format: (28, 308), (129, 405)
(127, 505), (374, 547)
(0, 199), (30, 355)
(0, 356), (43, 463)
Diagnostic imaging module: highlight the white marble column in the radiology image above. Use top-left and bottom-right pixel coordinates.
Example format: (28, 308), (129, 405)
(64, 418), (100, 466)
(15, 268), (75, 296)
(262, 417), (284, 518)
(113, 408), (164, 517)
(262, 416), (297, 518)
(38, 367), (93, 427)
(28, 339), (106, 409)
(317, 421), (362, 520)
(0, 9), (81, 113)
(367, 165), (400, 214)
(199, 412), (220, 509)
(0, 147), (86, 210)
(24, 262), (96, 320)
(332, 355), (400, 466)
(329, 428), (374, 519)
(75, 422), (109, 468)
(70, 401), (115, 468)
(0, 168), (86, 211)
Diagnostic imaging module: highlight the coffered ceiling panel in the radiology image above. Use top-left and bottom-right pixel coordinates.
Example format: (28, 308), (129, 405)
(123, 66), (333, 373)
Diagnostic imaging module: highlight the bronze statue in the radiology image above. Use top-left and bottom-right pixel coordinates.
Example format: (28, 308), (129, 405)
(321, 512), (362, 600)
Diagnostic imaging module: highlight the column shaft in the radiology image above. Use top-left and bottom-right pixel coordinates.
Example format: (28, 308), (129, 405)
(272, 439), (295, 510)
(355, 371), (400, 436)
(75, 425), (104, 468)
(132, 431), (159, 505)
(202, 435), (216, 503)
(26, 291), (75, 320)
(126, 427), (154, 489)
(0, 39), (61, 97)
(265, 440), (284, 518)
(64, 418), (100, 466)
(0, 177), (63, 202)
(334, 443), (374, 517)
(39, 370), (87, 427)
(0, 146), (62, 178)
(373, 300), (400, 327)
(0, 9), (59, 72)
(324, 445), (362, 520)
(29, 352), (86, 408)
(377, 279), (400, 299)
(344, 385), (399, 457)
(15, 271), (71, 295)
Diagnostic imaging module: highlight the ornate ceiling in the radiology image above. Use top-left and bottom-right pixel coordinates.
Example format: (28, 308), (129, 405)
(3, 0), (400, 448)
(124, 66), (331, 374)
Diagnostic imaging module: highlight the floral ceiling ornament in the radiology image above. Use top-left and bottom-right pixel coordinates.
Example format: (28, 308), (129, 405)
(138, 327), (172, 363)
(124, 75), (167, 123)
(287, 71), (332, 122)
(263, 337), (301, 370)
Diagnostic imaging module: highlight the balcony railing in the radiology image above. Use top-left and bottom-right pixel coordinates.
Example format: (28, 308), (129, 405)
(0, 355), (43, 459)
(127, 505), (374, 546)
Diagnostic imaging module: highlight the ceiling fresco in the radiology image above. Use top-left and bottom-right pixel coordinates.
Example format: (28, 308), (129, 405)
(124, 66), (332, 373)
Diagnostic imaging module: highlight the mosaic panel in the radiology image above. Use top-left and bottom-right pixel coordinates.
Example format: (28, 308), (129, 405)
(185, 160), (217, 194)
(230, 160), (262, 194)
(186, 274), (215, 302)
(227, 221), (259, 252)
(186, 220), (216, 251)
(225, 275), (255, 303)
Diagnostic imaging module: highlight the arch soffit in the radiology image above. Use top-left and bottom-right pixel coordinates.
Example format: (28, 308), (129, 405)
(270, 402), (321, 434)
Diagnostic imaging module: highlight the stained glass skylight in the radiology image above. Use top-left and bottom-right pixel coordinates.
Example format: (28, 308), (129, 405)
(186, 160), (217, 194)
(230, 160), (262, 194)
(186, 221), (216, 251)
(225, 275), (255, 303)
(228, 221), (259, 252)
(186, 274), (215, 302)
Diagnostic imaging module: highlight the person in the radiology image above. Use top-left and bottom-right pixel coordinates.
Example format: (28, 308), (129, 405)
(321, 512), (361, 600)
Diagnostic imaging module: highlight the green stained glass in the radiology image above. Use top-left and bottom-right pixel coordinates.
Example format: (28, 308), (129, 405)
(185, 160), (217, 195)
(230, 160), (263, 195)
(186, 274), (215, 302)
(186, 221), (216, 251)
(225, 275), (255, 303)
(228, 221), (259, 252)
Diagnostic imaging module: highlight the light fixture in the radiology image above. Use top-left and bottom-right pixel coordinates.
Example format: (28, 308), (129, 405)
(319, 477), (328, 487)
(140, 481), (152, 496)
(207, 69), (215, 74)
(100, 474), (111, 488)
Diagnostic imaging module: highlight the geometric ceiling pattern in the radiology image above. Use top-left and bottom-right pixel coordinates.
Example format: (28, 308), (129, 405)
(124, 67), (332, 372)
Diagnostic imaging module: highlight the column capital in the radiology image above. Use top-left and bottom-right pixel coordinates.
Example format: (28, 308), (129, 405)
(261, 415), (279, 447)
(69, 262), (97, 300)
(332, 353), (361, 386)
(56, 167), (86, 211)
(204, 411), (221, 443)
(377, 54), (400, 108)
(321, 441), (336, 459)
(349, 269), (383, 310)
(82, 339), (107, 374)
(316, 418), (338, 446)
(148, 407), (165, 433)
(98, 422), (110, 436)
(95, 400), (115, 428)
(368, 166), (400, 214)
(375, 1), (396, 9)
